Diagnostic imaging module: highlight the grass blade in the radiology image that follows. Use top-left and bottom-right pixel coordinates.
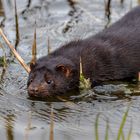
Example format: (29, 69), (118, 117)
(105, 119), (109, 140)
(116, 106), (130, 140)
(126, 119), (132, 140)
(121, 131), (125, 140)
(95, 113), (100, 140)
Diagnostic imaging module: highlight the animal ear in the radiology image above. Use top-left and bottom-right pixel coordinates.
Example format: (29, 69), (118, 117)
(30, 62), (36, 70)
(55, 64), (72, 77)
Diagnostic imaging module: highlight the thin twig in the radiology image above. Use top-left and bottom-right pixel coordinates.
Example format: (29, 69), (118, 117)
(138, 72), (140, 82)
(14, 0), (20, 49)
(105, 0), (111, 19)
(0, 28), (30, 73)
(48, 37), (51, 55)
(31, 25), (37, 65)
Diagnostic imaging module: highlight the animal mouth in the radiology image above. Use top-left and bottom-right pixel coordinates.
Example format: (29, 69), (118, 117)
(28, 89), (51, 98)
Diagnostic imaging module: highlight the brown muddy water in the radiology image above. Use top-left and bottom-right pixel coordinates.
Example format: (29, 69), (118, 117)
(0, 0), (140, 140)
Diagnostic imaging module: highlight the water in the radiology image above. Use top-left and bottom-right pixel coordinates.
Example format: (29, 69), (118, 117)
(0, 0), (140, 140)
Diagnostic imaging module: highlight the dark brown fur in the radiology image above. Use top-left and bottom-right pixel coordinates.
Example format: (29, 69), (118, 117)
(28, 6), (140, 98)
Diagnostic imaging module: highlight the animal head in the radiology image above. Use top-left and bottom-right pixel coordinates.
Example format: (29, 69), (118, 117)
(27, 57), (79, 98)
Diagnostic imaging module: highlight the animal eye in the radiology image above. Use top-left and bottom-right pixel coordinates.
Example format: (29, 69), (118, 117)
(30, 79), (33, 83)
(47, 80), (54, 85)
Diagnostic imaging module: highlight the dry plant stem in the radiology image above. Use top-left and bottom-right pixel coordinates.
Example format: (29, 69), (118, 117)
(105, 0), (111, 19)
(0, 28), (30, 73)
(0, 0), (4, 16)
(48, 37), (51, 55)
(80, 56), (83, 75)
(138, 72), (140, 82)
(31, 27), (37, 65)
(14, 0), (20, 49)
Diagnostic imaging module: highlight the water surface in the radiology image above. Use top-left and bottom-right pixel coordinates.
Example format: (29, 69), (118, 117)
(0, 0), (140, 140)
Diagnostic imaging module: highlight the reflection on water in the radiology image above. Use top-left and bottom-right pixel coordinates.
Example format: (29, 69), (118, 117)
(0, 0), (5, 27)
(62, 0), (78, 33)
(0, 0), (140, 140)
(5, 115), (14, 140)
(104, 0), (111, 19)
(0, 0), (4, 16)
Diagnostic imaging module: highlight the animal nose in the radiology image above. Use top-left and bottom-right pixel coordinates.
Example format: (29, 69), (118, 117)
(29, 86), (39, 93)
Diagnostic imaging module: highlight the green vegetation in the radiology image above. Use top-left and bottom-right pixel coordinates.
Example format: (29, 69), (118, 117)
(105, 120), (109, 140)
(95, 113), (100, 140)
(94, 106), (132, 140)
(79, 57), (91, 90)
(116, 107), (130, 140)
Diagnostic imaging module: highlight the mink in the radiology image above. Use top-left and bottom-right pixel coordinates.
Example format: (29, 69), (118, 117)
(27, 6), (140, 98)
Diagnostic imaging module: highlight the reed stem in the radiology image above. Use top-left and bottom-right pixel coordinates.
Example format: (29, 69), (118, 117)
(0, 28), (30, 73)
